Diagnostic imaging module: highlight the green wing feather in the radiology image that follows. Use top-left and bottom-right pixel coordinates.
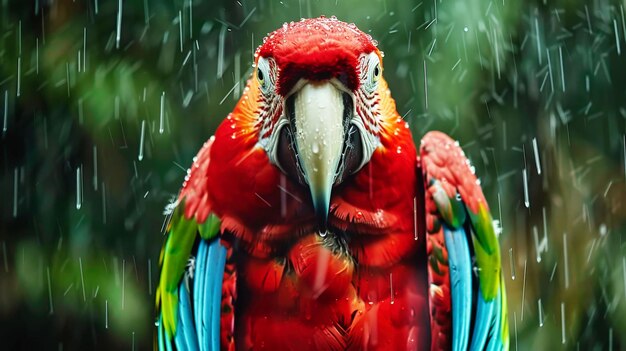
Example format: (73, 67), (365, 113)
(157, 201), (221, 340)
(467, 205), (501, 301)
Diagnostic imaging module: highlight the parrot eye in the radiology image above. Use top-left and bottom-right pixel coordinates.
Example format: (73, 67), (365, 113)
(257, 69), (265, 85)
(363, 52), (381, 93)
(256, 56), (273, 94)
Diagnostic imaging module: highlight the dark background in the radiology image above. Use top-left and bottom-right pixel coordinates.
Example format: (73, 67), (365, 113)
(1, 0), (625, 349)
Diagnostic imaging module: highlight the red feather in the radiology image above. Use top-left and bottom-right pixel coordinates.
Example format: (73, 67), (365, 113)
(257, 17), (377, 95)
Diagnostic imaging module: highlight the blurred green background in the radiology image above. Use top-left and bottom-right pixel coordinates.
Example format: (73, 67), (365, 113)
(1, 0), (625, 349)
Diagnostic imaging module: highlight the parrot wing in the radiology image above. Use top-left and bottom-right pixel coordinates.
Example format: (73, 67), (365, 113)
(156, 138), (235, 351)
(418, 131), (508, 351)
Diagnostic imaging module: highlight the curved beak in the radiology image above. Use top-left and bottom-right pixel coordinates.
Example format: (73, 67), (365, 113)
(291, 81), (345, 227)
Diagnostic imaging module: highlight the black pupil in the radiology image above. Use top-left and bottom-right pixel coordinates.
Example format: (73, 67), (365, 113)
(374, 65), (379, 76)
(258, 69), (264, 82)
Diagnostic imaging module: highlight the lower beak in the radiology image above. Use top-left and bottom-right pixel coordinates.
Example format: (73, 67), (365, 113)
(291, 81), (345, 227)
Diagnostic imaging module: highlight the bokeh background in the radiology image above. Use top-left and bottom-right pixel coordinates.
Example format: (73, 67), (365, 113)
(1, 0), (625, 349)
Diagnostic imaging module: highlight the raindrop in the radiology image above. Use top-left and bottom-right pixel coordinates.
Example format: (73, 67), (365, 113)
(16, 57), (21, 97)
(563, 233), (569, 289)
(159, 92), (165, 134)
(93, 146), (98, 191)
(522, 168), (529, 208)
(509, 248), (516, 280)
(178, 10), (183, 52)
(138, 120), (146, 161)
(532, 138), (541, 175)
(76, 167), (82, 210)
(3, 90), (7, 134)
(116, 0), (123, 49)
(83, 27), (87, 72)
(47, 266), (53, 314)
(79, 258), (86, 302)
(615, 19), (622, 55)
(561, 302), (566, 344)
(534, 16), (542, 64)
(538, 299), (543, 327)
(423, 60), (428, 110)
(559, 46), (565, 91)
(521, 259), (527, 320)
(311, 142), (319, 154)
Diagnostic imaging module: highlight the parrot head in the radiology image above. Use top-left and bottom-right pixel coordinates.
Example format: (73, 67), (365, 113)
(253, 16), (387, 228)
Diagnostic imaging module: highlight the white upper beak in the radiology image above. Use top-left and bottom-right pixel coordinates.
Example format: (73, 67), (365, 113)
(292, 81), (345, 224)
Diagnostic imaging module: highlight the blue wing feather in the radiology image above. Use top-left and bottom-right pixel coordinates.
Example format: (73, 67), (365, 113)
(445, 226), (505, 351)
(194, 239), (227, 351)
(194, 239), (208, 346)
(210, 243), (227, 350)
(443, 226), (472, 351)
(160, 314), (173, 351)
(469, 290), (495, 350)
(201, 241), (216, 348)
(158, 315), (166, 351)
(485, 291), (504, 351)
(176, 281), (200, 351)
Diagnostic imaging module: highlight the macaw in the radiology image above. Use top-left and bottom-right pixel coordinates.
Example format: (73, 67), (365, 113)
(156, 16), (508, 351)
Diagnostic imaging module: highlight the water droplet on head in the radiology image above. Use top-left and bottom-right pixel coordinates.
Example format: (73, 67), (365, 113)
(318, 230), (328, 238)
